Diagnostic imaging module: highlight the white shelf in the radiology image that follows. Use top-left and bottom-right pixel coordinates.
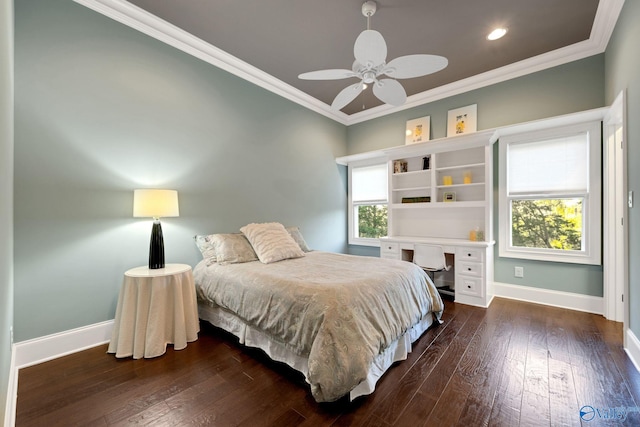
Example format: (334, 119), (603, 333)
(392, 169), (430, 177)
(391, 201), (485, 209)
(392, 186), (431, 192)
(436, 182), (484, 189)
(435, 162), (485, 172)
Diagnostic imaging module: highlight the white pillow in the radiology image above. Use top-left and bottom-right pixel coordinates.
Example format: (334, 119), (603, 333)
(194, 234), (217, 264)
(210, 233), (258, 264)
(286, 226), (311, 252)
(241, 222), (306, 264)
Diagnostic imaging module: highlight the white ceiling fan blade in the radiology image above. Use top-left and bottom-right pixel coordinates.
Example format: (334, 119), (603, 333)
(373, 79), (406, 106)
(384, 55), (448, 79)
(298, 69), (356, 80)
(354, 30), (387, 67)
(331, 82), (364, 111)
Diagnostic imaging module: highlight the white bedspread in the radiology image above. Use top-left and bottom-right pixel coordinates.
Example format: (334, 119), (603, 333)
(193, 251), (443, 402)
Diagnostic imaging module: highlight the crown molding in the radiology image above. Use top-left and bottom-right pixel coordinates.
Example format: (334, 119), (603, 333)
(73, 0), (351, 125)
(74, 0), (624, 127)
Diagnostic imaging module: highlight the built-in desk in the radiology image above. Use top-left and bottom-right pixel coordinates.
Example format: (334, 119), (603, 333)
(380, 236), (495, 307)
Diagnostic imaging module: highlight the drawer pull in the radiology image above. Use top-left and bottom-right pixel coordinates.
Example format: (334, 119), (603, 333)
(467, 285), (472, 289)
(467, 267), (472, 271)
(467, 253), (472, 257)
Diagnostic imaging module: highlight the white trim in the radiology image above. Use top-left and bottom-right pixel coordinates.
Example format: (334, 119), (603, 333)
(489, 107), (608, 143)
(336, 149), (386, 166)
(13, 320), (113, 369)
(4, 345), (17, 427)
(625, 329), (640, 374)
(72, 0), (350, 125)
(493, 281), (603, 315)
(72, 0), (624, 126)
(602, 91), (627, 323)
(3, 321), (113, 426)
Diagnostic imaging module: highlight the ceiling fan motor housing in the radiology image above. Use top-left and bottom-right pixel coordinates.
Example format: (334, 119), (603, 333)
(362, 1), (377, 18)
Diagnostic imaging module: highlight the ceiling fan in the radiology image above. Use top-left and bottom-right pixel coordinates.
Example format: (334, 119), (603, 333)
(298, 1), (448, 111)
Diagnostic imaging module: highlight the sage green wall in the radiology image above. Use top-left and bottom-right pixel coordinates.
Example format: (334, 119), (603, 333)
(605, 0), (640, 334)
(347, 55), (605, 296)
(1, 0), (14, 420)
(347, 56), (605, 152)
(14, 0), (348, 342)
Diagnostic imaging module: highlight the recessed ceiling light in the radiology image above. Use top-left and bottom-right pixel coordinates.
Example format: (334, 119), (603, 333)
(487, 28), (508, 41)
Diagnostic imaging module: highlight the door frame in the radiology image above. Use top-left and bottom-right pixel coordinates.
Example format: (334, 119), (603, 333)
(603, 91), (628, 339)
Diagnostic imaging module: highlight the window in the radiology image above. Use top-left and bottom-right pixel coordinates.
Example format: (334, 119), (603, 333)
(348, 160), (388, 246)
(499, 122), (601, 264)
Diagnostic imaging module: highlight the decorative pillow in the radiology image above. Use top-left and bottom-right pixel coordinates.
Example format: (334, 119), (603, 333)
(194, 234), (217, 265)
(240, 222), (306, 264)
(210, 233), (258, 264)
(286, 226), (311, 252)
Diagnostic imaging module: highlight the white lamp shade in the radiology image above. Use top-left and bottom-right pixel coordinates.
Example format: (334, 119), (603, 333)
(133, 189), (179, 218)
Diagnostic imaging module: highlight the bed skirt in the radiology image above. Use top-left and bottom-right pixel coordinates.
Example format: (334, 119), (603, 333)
(198, 301), (437, 401)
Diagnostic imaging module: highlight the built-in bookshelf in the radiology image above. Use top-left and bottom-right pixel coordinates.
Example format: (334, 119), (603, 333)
(385, 130), (494, 242)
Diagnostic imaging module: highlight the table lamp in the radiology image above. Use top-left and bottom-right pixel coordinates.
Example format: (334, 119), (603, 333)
(133, 189), (180, 269)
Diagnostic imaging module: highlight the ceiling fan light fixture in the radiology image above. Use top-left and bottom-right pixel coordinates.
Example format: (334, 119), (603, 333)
(363, 71), (376, 84)
(487, 28), (508, 41)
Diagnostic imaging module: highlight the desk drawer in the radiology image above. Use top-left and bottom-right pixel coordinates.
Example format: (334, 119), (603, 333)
(380, 242), (399, 255)
(457, 260), (483, 277)
(456, 247), (484, 263)
(456, 276), (484, 298)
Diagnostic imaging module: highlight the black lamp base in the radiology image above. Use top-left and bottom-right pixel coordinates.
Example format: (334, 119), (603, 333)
(148, 220), (165, 269)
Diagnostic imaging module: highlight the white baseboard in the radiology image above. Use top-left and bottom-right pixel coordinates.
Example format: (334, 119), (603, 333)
(14, 320), (114, 369)
(625, 328), (640, 374)
(493, 281), (603, 314)
(3, 320), (114, 427)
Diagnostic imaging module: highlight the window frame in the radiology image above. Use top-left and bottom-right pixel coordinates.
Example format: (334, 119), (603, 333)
(348, 158), (388, 247)
(498, 121), (602, 265)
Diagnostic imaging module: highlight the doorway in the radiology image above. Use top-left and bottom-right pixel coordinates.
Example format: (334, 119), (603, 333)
(603, 91), (628, 338)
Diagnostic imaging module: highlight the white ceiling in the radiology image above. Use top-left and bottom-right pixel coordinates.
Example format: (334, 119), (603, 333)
(74, 0), (624, 125)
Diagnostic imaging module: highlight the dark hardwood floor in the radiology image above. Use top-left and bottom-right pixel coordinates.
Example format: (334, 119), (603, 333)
(15, 298), (640, 426)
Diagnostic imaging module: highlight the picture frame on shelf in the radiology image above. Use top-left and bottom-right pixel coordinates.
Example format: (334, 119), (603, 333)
(405, 116), (430, 145)
(443, 191), (456, 202)
(393, 160), (408, 173)
(447, 104), (477, 137)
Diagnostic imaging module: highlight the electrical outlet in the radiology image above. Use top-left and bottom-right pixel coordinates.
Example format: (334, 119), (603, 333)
(629, 191), (634, 208)
(9, 326), (13, 346)
(514, 266), (524, 278)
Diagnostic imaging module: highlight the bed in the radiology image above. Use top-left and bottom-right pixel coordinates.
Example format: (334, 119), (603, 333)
(193, 223), (444, 403)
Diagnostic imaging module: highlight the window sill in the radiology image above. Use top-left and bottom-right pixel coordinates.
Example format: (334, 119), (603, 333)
(499, 248), (601, 266)
(348, 238), (382, 247)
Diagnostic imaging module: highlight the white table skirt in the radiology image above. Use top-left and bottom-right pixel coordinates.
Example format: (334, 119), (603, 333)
(108, 264), (200, 359)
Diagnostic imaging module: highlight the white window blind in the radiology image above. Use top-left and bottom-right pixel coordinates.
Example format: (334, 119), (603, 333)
(352, 164), (388, 202)
(507, 134), (588, 195)
(507, 133), (589, 196)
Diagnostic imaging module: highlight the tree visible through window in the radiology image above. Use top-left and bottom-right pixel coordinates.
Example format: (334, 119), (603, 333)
(511, 199), (582, 250)
(357, 204), (388, 238)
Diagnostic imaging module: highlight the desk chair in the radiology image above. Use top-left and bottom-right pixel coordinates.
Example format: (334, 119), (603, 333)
(413, 244), (453, 297)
